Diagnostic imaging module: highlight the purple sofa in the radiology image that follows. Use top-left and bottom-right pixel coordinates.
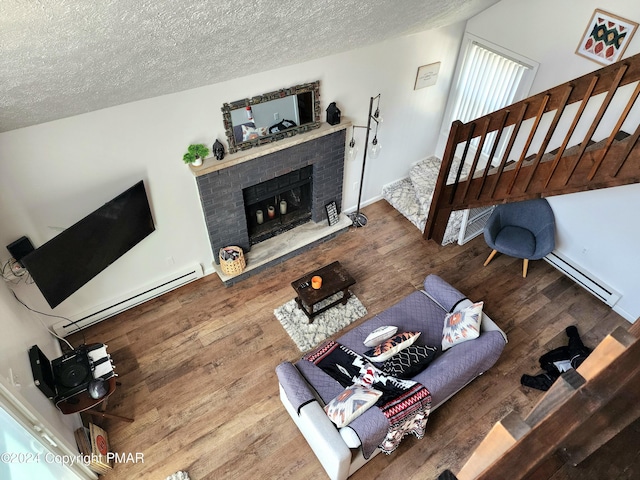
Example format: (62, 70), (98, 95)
(276, 274), (507, 480)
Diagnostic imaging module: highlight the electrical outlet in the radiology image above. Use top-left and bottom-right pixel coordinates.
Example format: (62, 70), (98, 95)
(353, 182), (360, 192)
(166, 256), (175, 266)
(9, 368), (21, 387)
(274, 112), (279, 121)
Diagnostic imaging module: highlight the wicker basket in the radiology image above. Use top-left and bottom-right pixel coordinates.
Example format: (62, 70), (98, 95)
(219, 246), (246, 276)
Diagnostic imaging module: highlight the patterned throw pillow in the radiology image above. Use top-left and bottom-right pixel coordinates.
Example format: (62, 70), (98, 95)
(363, 325), (398, 347)
(380, 345), (440, 378)
(442, 301), (483, 350)
(364, 331), (421, 363)
(324, 385), (382, 428)
(241, 124), (268, 141)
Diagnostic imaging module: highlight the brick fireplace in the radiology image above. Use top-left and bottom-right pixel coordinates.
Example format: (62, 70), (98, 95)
(193, 125), (349, 283)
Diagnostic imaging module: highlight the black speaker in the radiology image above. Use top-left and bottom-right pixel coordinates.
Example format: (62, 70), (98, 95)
(6, 236), (34, 266)
(28, 345), (57, 400)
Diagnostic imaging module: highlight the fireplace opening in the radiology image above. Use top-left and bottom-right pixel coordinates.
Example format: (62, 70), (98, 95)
(243, 166), (313, 245)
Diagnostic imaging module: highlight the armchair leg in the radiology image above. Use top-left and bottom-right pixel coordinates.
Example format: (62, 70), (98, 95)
(523, 259), (529, 278)
(484, 250), (498, 267)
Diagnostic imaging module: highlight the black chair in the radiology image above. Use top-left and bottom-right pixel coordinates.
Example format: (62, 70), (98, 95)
(483, 198), (556, 278)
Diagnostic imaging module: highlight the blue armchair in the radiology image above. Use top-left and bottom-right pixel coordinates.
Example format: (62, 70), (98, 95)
(483, 198), (556, 278)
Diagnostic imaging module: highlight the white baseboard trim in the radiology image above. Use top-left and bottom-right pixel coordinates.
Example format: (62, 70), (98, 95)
(52, 263), (204, 336)
(343, 194), (383, 214)
(613, 304), (636, 324)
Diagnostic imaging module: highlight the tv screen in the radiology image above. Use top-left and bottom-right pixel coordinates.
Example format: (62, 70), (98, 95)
(22, 180), (155, 309)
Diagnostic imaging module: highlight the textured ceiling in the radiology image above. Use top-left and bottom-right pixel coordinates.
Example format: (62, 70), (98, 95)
(0, 0), (499, 133)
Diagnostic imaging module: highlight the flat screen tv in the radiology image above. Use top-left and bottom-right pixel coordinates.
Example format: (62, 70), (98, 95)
(22, 180), (155, 309)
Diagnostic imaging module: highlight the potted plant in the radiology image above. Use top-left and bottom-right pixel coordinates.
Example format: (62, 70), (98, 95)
(183, 144), (210, 167)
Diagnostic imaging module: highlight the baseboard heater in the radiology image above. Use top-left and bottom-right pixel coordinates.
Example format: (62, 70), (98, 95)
(544, 252), (621, 307)
(53, 264), (204, 336)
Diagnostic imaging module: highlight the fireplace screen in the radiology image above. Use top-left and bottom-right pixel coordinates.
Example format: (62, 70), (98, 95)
(243, 166), (313, 245)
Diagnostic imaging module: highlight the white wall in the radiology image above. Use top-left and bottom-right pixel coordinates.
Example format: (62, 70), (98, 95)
(0, 284), (79, 450)
(467, 0), (640, 321)
(0, 22), (466, 440)
(0, 23), (464, 322)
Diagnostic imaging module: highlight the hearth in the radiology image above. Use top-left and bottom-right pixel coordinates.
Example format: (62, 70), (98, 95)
(243, 166), (312, 245)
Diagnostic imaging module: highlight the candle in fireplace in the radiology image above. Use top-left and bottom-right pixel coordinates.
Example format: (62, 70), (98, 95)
(280, 200), (287, 215)
(256, 210), (264, 224)
(267, 206), (276, 219)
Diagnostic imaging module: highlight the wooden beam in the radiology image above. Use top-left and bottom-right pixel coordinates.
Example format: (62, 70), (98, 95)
(456, 412), (531, 480)
(461, 329), (640, 479)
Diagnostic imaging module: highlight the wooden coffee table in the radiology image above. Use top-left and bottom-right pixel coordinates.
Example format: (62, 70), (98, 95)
(291, 261), (356, 322)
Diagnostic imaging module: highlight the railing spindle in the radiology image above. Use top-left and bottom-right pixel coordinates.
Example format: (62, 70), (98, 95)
(476, 110), (509, 200)
(523, 85), (573, 192)
(588, 80), (640, 180)
(564, 64), (628, 185)
(544, 77), (599, 188)
(507, 94), (550, 195)
(462, 117), (490, 201)
(613, 121), (640, 177)
(488, 103), (529, 199)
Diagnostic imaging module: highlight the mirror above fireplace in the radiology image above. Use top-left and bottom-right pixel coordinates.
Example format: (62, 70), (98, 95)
(222, 81), (321, 153)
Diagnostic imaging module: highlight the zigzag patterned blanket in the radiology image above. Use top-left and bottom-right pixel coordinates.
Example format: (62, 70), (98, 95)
(304, 340), (431, 454)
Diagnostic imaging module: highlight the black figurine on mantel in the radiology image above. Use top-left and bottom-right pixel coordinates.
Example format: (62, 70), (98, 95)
(326, 102), (341, 125)
(213, 139), (225, 160)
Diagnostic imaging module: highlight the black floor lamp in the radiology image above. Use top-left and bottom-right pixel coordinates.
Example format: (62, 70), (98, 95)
(347, 94), (382, 228)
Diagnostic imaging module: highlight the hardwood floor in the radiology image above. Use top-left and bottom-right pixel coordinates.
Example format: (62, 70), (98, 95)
(68, 200), (634, 480)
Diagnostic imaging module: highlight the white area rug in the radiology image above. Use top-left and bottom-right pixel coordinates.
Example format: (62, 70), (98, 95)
(274, 292), (367, 352)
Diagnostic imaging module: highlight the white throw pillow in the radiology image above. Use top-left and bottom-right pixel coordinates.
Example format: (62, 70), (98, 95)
(442, 301), (483, 350)
(324, 385), (382, 428)
(364, 332), (421, 363)
(363, 325), (398, 347)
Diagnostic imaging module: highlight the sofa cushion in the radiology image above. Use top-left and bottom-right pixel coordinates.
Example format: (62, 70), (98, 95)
(423, 274), (467, 312)
(324, 385), (382, 428)
(364, 332), (420, 362)
(276, 362), (317, 414)
(380, 345), (439, 378)
(442, 301), (483, 350)
(363, 325), (398, 347)
(338, 291), (446, 354)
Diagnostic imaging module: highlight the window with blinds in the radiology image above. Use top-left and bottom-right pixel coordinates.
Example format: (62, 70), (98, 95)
(451, 42), (528, 124)
(439, 34), (538, 163)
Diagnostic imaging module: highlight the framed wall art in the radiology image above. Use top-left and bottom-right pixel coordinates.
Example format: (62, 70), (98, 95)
(325, 201), (339, 226)
(414, 62), (441, 90)
(576, 9), (638, 66)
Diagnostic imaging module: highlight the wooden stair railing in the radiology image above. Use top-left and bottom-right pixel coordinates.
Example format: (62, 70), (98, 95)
(424, 53), (640, 244)
(437, 321), (640, 480)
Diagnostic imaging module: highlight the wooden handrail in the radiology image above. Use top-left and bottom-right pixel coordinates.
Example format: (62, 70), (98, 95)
(443, 325), (640, 480)
(424, 53), (640, 244)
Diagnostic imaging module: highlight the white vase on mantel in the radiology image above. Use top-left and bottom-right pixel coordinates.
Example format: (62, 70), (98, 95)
(192, 157), (203, 167)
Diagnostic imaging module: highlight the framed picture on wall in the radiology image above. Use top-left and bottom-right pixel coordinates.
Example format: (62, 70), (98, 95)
(414, 62), (441, 90)
(576, 9), (638, 66)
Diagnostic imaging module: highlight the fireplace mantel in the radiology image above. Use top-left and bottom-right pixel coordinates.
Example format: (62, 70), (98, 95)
(190, 120), (351, 177)
(194, 120), (350, 284)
